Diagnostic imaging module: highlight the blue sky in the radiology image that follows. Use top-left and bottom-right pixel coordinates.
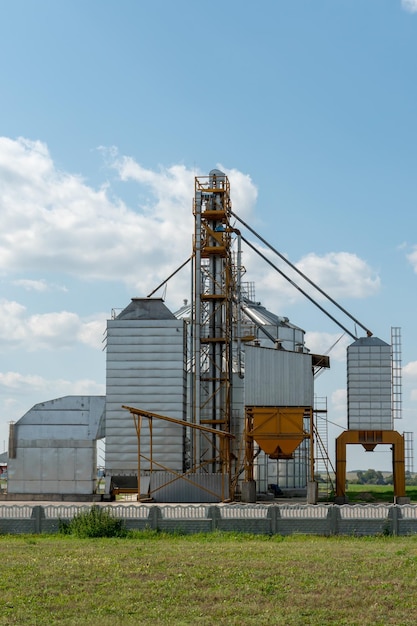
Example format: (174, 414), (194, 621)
(1, 0), (417, 471)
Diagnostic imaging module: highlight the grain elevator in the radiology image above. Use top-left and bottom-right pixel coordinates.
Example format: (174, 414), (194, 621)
(4, 168), (408, 504)
(116, 170), (330, 502)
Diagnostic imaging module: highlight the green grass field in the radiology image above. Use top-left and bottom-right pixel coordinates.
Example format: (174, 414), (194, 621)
(1, 532), (417, 625)
(345, 485), (417, 503)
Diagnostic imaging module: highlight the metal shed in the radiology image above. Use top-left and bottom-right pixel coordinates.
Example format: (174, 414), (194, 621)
(7, 395), (105, 497)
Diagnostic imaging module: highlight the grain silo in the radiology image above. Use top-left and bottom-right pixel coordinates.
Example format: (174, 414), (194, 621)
(335, 334), (407, 502)
(347, 336), (392, 430)
(104, 298), (186, 496)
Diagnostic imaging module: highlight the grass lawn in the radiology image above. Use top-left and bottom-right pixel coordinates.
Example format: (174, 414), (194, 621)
(345, 485), (417, 503)
(1, 532), (417, 625)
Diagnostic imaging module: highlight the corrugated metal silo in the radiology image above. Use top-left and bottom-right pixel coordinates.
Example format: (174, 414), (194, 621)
(241, 299), (305, 351)
(347, 336), (392, 430)
(105, 298), (186, 479)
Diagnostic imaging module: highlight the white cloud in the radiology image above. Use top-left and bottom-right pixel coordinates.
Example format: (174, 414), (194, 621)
(239, 245), (380, 320)
(11, 278), (67, 292)
(0, 371), (47, 391)
(0, 136), (380, 311)
(402, 0), (417, 13)
(304, 331), (350, 362)
(77, 318), (107, 348)
(219, 165), (258, 220)
(0, 138), (258, 298)
(0, 371), (105, 396)
(403, 361), (417, 379)
(330, 388), (347, 427)
(107, 151), (257, 222)
(0, 299), (106, 351)
(407, 246), (417, 273)
(0, 371), (105, 421)
(296, 252), (380, 299)
(12, 278), (48, 292)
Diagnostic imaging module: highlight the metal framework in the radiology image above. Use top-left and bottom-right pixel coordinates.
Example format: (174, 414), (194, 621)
(192, 171), (234, 476)
(314, 397), (335, 496)
(244, 406), (314, 486)
(122, 405), (234, 501)
(335, 430), (406, 501)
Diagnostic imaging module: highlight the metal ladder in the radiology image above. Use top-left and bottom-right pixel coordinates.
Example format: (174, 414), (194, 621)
(314, 397), (334, 498)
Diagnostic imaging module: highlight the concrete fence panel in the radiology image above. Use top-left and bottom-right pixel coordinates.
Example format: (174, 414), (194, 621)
(1, 503), (417, 536)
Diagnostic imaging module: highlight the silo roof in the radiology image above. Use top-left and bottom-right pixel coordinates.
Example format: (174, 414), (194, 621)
(174, 297), (304, 332)
(241, 297), (304, 331)
(349, 336), (389, 348)
(116, 298), (176, 320)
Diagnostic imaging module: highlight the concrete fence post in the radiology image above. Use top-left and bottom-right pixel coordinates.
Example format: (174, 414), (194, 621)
(148, 506), (162, 531)
(31, 506), (45, 534)
(327, 505), (340, 535)
(268, 506), (280, 535)
(390, 505), (399, 536)
(208, 506), (220, 531)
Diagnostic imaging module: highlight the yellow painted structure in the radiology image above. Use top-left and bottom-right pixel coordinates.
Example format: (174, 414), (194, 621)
(250, 407), (306, 457)
(244, 406), (313, 483)
(335, 429), (406, 500)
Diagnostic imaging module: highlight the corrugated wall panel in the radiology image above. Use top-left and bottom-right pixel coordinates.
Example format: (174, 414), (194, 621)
(108, 349), (183, 358)
(107, 335), (184, 345)
(347, 338), (392, 430)
(17, 411), (91, 425)
(107, 384), (182, 394)
(108, 375), (183, 383)
(15, 425), (91, 439)
(7, 396), (103, 496)
(150, 471), (227, 503)
(105, 319), (186, 474)
(106, 359), (183, 368)
(244, 346), (314, 407)
(8, 444), (96, 494)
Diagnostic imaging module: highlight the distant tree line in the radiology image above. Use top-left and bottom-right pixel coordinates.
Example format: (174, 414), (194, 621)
(349, 469), (417, 486)
(315, 469), (417, 486)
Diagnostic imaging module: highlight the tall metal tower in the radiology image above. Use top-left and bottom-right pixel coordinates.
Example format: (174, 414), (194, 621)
(192, 169), (234, 475)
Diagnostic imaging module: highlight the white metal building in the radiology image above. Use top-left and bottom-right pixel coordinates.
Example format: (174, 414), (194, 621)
(7, 396), (105, 497)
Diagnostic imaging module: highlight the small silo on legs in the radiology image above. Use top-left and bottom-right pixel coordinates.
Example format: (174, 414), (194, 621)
(335, 335), (407, 502)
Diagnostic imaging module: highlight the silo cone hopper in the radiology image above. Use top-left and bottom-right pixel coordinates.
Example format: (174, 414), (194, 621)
(250, 407), (307, 459)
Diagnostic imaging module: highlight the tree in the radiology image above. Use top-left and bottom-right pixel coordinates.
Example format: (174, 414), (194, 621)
(355, 469), (387, 485)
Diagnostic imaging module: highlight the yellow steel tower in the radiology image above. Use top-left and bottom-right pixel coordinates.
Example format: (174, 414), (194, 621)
(192, 169), (234, 481)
